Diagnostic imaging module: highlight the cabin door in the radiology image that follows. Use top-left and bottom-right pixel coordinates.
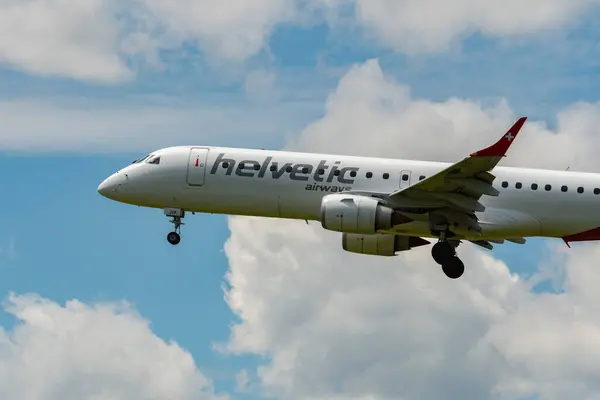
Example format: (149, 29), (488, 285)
(187, 147), (210, 186)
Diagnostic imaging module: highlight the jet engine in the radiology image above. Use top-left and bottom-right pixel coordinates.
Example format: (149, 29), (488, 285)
(342, 233), (430, 256)
(320, 193), (410, 234)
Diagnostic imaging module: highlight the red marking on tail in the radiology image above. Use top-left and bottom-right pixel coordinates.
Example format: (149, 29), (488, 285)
(562, 227), (600, 247)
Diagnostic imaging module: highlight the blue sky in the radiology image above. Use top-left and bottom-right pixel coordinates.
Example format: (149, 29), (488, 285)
(2, 1), (600, 399)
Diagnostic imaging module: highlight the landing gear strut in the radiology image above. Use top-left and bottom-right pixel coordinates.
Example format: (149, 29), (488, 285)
(431, 230), (464, 279)
(164, 208), (185, 245)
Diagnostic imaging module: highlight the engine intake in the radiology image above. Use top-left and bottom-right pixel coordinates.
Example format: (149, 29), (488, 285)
(320, 194), (410, 234)
(342, 233), (430, 256)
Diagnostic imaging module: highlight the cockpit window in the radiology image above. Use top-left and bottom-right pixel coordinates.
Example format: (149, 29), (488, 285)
(132, 155), (150, 164)
(146, 155), (160, 165)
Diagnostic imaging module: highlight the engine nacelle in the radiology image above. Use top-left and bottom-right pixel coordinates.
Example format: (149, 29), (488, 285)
(320, 193), (409, 234)
(342, 233), (430, 256)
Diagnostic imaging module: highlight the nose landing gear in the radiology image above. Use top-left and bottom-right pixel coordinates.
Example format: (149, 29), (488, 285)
(165, 208), (185, 245)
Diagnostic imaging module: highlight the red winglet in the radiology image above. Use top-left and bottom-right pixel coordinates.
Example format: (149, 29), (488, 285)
(470, 117), (527, 157)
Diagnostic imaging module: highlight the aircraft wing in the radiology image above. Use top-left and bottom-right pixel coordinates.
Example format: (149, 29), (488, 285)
(384, 117), (527, 235)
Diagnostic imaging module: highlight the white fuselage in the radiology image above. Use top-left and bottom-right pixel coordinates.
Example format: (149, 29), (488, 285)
(98, 145), (600, 241)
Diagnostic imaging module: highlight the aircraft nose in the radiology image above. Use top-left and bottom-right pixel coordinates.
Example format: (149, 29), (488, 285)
(97, 173), (126, 199)
(97, 176), (115, 198)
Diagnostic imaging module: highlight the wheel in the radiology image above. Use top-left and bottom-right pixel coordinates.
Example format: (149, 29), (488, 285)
(431, 241), (454, 264)
(167, 231), (181, 245)
(442, 257), (464, 279)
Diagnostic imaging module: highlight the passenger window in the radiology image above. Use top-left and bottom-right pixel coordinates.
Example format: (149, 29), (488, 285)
(318, 168), (325, 174)
(366, 172), (373, 178)
(254, 164), (260, 170)
(516, 182), (522, 189)
(269, 165), (276, 171)
(578, 187), (584, 193)
(402, 174), (409, 181)
(531, 183), (538, 190)
(350, 171), (357, 177)
(286, 166), (292, 173)
(545, 184), (552, 191)
(419, 175), (425, 181)
(595, 188), (600, 195)
(561, 185), (568, 192)
(238, 163), (245, 169)
(501, 181), (508, 188)
(302, 167), (309, 173)
(383, 173), (389, 179)
(222, 162), (229, 168)
(334, 170), (340, 176)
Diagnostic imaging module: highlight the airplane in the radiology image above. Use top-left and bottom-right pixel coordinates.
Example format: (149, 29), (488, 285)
(97, 117), (600, 279)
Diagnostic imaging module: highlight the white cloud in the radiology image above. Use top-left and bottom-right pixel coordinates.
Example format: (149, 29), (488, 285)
(0, 293), (226, 400)
(0, 97), (320, 152)
(219, 59), (600, 400)
(0, 0), (296, 82)
(0, 0), (131, 83)
(2, 0), (599, 82)
(235, 369), (251, 392)
(140, 0), (296, 62)
(322, 0), (600, 53)
(224, 217), (526, 400)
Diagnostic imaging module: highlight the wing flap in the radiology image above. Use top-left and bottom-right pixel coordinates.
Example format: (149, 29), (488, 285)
(470, 240), (494, 250)
(433, 208), (482, 231)
(448, 178), (500, 197)
(432, 192), (486, 212)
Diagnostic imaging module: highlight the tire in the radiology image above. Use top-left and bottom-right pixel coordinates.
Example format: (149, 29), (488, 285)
(441, 257), (464, 279)
(431, 241), (454, 264)
(167, 231), (181, 245)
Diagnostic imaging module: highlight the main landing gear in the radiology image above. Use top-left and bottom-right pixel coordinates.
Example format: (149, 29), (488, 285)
(431, 231), (464, 279)
(164, 208), (185, 245)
